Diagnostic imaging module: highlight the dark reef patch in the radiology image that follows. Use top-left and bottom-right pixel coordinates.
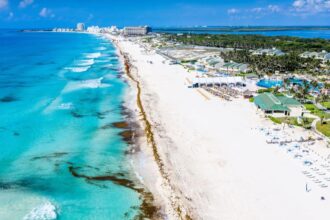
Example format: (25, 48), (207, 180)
(68, 165), (159, 219)
(101, 121), (129, 130)
(70, 111), (85, 118)
(70, 109), (113, 119)
(0, 178), (51, 192)
(13, 131), (20, 136)
(31, 152), (69, 161)
(0, 96), (18, 103)
(112, 121), (129, 129)
(119, 130), (134, 144)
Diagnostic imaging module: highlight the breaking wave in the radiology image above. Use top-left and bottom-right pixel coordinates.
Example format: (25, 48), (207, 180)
(23, 201), (57, 220)
(85, 52), (101, 59)
(65, 66), (90, 73)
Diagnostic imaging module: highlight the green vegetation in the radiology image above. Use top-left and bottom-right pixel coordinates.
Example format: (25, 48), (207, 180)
(269, 116), (282, 124)
(304, 104), (330, 119)
(249, 97), (254, 102)
(167, 34), (330, 53)
(181, 59), (197, 63)
(316, 121), (330, 137)
(221, 50), (321, 74)
(322, 102), (330, 109)
(257, 88), (274, 93)
(166, 34), (330, 75)
(269, 116), (314, 129)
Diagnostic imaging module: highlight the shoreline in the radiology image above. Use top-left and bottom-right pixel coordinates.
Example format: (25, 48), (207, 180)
(111, 36), (191, 219)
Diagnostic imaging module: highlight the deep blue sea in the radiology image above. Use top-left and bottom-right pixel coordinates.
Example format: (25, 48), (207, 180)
(153, 28), (330, 39)
(0, 30), (141, 219)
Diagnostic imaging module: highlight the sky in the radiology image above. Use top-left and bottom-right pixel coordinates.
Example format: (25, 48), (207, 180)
(0, 0), (329, 28)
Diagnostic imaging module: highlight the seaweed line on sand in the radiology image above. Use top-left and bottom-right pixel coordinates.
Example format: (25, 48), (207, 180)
(115, 40), (192, 220)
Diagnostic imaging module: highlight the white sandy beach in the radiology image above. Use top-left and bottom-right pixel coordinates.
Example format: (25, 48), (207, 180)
(108, 34), (330, 220)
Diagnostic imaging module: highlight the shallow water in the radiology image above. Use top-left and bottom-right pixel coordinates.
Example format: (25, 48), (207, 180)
(0, 30), (141, 219)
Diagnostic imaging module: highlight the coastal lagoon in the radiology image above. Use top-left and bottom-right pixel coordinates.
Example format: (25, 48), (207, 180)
(153, 28), (330, 39)
(0, 30), (143, 219)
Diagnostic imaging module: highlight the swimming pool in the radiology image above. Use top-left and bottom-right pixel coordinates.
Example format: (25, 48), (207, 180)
(257, 78), (323, 91)
(257, 79), (283, 88)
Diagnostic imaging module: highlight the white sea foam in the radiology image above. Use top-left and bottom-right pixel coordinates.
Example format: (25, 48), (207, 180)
(77, 59), (94, 66)
(102, 64), (114, 68)
(97, 46), (107, 51)
(23, 201), (57, 220)
(80, 77), (105, 89)
(57, 102), (74, 110)
(63, 77), (110, 93)
(65, 66), (90, 73)
(85, 52), (101, 59)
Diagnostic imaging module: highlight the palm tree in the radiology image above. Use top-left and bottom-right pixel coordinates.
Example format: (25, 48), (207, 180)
(273, 86), (280, 94)
(301, 80), (310, 100)
(289, 87), (295, 96)
(310, 80), (319, 90)
(319, 94), (329, 104)
(283, 78), (290, 90)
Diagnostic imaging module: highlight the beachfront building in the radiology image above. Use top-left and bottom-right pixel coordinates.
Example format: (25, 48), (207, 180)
(86, 26), (101, 33)
(200, 56), (224, 70)
(53, 28), (74, 32)
(86, 26), (120, 34)
(76, 23), (85, 32)
(254, 93), (303, 116)
(215, 61), (249, 74)
(252, 48), (285, 56)
(123, 26), (150, 36)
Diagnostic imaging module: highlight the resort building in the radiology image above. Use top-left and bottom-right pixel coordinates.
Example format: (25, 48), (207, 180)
(76, 23), (85, 32)
(252, 48), (285, 56)
(300, 51), (319, 59)
(200, 56), (224, 69)
(300, 50), (330, 62)
(324, 53), (330, 62)
(123, 26), (150, 36)
(215, 61), (249, 73)
(86, 26), (101, 33)
(52, 28), (74, 32)
(254, 93), (303, 116)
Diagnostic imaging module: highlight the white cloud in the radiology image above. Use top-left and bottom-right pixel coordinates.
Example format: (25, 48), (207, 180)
(251, 7), (263, 13)
(268, 5), (281, 12)
(293, 0), (305, 8)
(39, 7), (55, 18)
(19, 0), (33, 8)
(292, 0), (330, 13)
(227, 8), (239, 15)
(0, 0), (8, 9)
(250, 5), (280, 13)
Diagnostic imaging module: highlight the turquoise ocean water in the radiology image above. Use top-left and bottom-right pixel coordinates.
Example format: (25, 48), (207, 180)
(0, 30), (141, 219)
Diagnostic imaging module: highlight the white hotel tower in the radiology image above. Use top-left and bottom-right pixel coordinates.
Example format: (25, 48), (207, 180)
(76, 23), (85, 32)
